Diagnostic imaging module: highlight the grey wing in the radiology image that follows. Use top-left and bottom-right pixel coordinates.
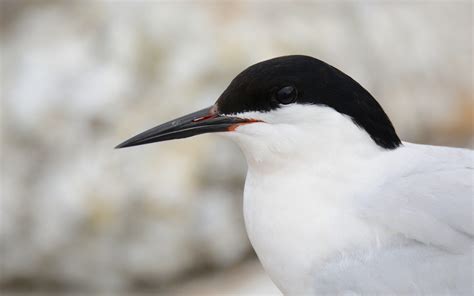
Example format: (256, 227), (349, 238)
(360, 159), (473, 252)
(316, 167), (473, 294)
(314, 146), (474, 294)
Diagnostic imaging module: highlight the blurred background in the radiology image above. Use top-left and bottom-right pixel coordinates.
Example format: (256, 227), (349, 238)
(1, 1), (472, 295)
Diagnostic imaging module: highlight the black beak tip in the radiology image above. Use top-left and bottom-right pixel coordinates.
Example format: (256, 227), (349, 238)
(114, 142), (127, 149)
(113, 106), (254, 150)
(115, 139), (135, 149)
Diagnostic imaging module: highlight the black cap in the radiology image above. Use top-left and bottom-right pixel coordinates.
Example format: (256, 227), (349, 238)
(215, 55), (401, 149)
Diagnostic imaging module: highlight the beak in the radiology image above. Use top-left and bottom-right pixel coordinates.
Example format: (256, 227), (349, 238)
(116, 105), (258, 149)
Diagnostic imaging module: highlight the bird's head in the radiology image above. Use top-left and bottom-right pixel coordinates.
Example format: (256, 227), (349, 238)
(117, 55), (401, 166)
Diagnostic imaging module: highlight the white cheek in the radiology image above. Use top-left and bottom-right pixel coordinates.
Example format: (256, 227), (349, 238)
(234, 122), (273, 136)
(222, 122), (275, 147)
(221, 105), (316, 148)
(223, 104), (321, 126)
(220, 104), (379, 166)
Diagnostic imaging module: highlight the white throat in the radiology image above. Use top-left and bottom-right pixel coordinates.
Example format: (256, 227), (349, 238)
(225, 104), (385, 173)
(221, 105), (391, 293)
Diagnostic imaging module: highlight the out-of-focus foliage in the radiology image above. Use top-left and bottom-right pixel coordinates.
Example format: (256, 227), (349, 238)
(0, 1), (472, 294)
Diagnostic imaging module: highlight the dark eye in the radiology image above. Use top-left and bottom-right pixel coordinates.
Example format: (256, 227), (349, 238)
(276, 86), (298, 104)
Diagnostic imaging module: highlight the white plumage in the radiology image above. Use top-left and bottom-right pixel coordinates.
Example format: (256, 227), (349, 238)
(225, 104), (473, 295)
(117, 55), (473, 295)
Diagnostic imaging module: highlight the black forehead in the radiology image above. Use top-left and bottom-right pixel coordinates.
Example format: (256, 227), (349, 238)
(216, 55), (332, 114)
(215, 55), (401, 149)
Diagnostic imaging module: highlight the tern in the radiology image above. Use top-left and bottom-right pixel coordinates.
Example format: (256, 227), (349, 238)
(117, 55), (473, 294)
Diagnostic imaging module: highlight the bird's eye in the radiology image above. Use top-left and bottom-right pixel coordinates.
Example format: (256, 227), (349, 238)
(276, 86), (298, 104)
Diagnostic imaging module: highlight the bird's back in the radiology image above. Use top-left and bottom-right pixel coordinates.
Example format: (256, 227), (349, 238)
(345, 143), (473, 294)
(360, 143), (473, 252)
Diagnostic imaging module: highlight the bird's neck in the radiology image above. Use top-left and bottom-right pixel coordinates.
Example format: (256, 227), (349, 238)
(232, 114), (387, 175)
(237, 130), (394, 294)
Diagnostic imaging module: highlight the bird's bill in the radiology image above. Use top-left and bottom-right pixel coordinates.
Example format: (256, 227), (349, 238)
(116, 105), (258, 148)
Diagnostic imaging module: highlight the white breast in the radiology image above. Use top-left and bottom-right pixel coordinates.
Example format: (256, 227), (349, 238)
(241, 145), (473, 295)
(222, 105), (473, 294)
(242, 166), (390, 294)
(222, 105), (389, 293)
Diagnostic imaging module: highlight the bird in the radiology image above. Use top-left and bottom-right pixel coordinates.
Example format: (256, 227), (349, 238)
(116, 55), (473, 295)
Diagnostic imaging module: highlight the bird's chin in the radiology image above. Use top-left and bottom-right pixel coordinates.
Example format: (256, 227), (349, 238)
(221, 122), (296, 168)
(221, 121), (268, 140)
